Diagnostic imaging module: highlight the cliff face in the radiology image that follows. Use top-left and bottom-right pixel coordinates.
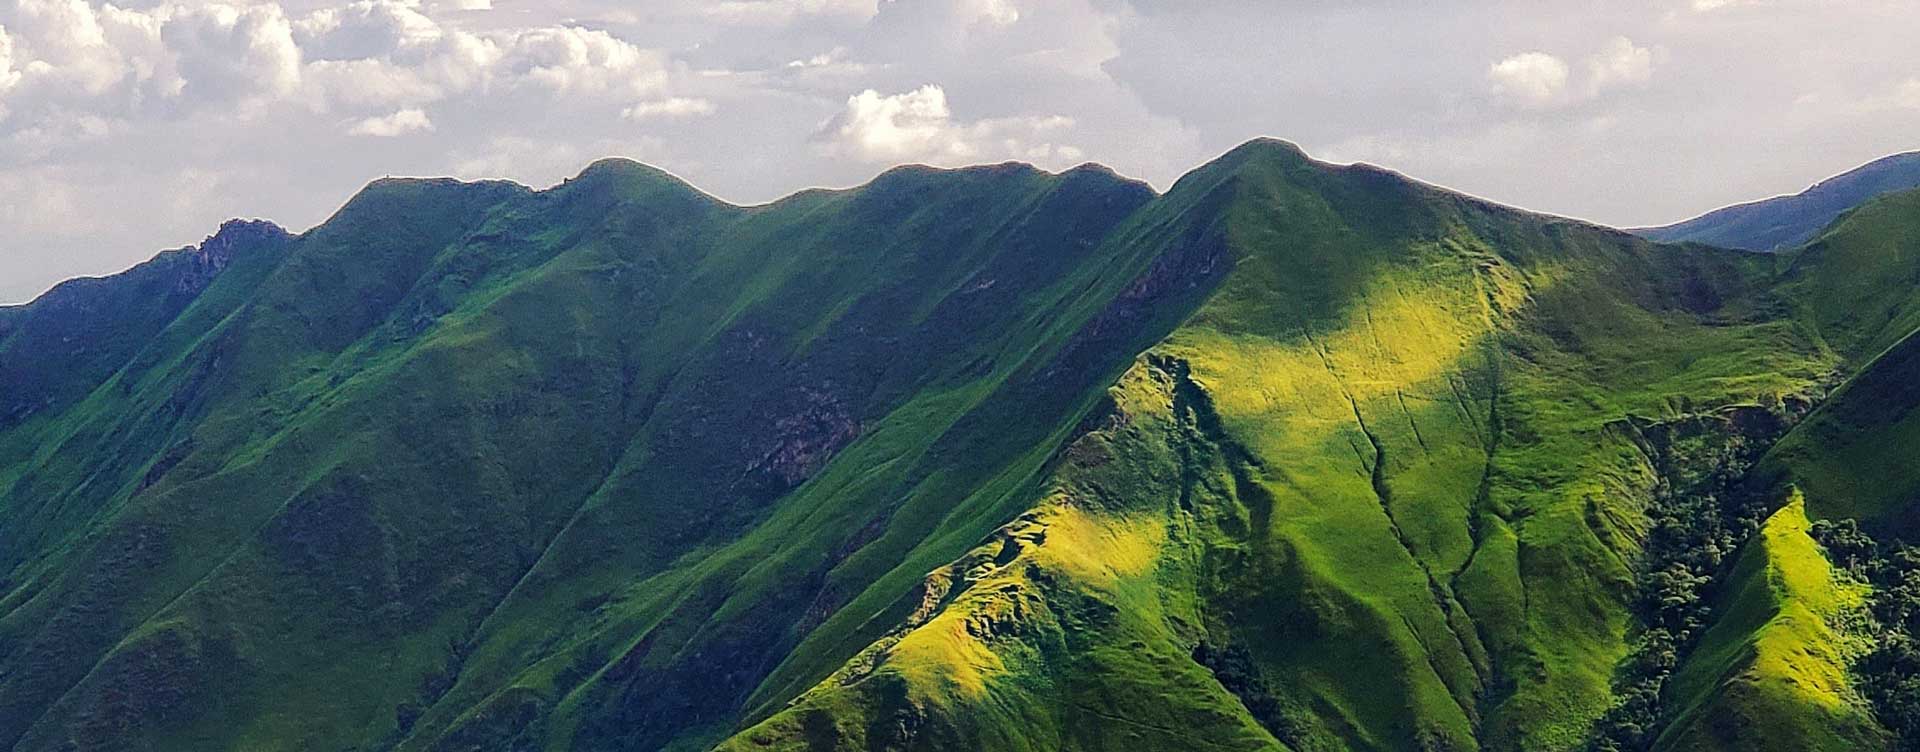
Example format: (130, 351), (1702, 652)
(2, 145), (1918, 752)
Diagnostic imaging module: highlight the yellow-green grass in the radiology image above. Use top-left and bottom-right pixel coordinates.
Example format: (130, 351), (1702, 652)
(1655, 493), (1885, 751)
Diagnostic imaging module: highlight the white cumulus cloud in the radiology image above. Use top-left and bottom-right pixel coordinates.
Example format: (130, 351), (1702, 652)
(0, 24), (20, 104)
(820, 84), (1076, 165)
(829, 85), (959, 160)
(622, 96), (714, 120)
(1491, 37), (1657, 107)
(161, 3), (303, 106)
(1488, 51), (1569, 106)
(347, 106), (430, 135)
(294, 0), (445, 61)
(700, 0), (877, 26)
(492, 26), (664, 96)
(1586, 36), (1655, 93)
(966, 0), (1018, 26)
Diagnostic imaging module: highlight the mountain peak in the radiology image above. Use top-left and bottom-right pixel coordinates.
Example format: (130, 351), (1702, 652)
(199, 219), (288, 266)
(570, 157), (683, 184)
(554, 157), (721, 209)
(1222, 136), (1314, 163)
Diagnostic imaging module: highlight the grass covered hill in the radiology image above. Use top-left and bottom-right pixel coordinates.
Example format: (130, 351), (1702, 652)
(3, 141), (1920, 751)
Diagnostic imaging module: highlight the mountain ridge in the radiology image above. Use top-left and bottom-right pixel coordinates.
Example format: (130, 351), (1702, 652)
(3, 138), (1919, 751)
(1636, 150), (1920, 251)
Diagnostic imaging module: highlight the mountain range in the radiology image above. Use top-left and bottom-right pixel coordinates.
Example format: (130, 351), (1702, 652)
(4, 139), (1920, 752)
(1635, 151), (1920, 251)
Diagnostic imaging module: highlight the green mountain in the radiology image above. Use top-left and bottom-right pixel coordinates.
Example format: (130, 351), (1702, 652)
(1636, 151), (1920, 252)
(3, 141), (1919, 752)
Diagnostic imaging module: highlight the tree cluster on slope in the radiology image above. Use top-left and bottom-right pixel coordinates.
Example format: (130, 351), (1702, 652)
(1589, 424), (1774, 751)
(1813, 517), (1920, 751)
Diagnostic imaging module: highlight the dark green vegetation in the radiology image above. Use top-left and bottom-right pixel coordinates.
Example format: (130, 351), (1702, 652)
(1637, 151), (1920, 252)
(1812, 518), (1920, 752)
(4, 141), (1920, 751)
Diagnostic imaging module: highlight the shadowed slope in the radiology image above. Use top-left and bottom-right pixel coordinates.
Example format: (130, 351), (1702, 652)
(1750, 190), (1920, 533)
(0, 159), (1213, 752)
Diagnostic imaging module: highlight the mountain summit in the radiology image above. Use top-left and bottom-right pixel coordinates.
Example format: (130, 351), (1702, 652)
(4, 142), (1920, 752)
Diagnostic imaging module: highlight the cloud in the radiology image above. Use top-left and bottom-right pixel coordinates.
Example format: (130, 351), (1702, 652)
(347, 106), (431, 135)
(2, 0), (141, 96)
(700, 0), (877, 26)
(827, 85), (958, 160)
(0, 0), (671, 140)
(819, 84), (1076, 165)
(0, 25), (20, 110)
(492, 26), (665, 96)
(162, 4), (303, 106)
(966, 0), (1018, 26)
(1490, 37), (1656, 107)
(622, 96), (715, 119)
(785, 46), (855, 69)
(294, 0), (445, 61)
(291, 9), (674, 120)
(1890, 79), (1920, 111)
(1586, 36), (1654, 93)
(1488, 52), (1569, 106)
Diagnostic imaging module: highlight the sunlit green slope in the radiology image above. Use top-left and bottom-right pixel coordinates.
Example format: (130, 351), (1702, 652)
(1654, 494), (1884, 752)
(5, 144), (1920, 752)
(724, 141), (1851, 751)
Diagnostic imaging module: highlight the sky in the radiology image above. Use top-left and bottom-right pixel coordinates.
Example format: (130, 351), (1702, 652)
(1, 0), (1917, 303)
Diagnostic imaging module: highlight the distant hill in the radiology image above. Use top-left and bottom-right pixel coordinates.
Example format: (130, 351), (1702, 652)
(1638, 151), (1920, 251)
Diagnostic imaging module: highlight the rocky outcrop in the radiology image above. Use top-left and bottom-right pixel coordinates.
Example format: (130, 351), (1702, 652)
(181, 219), (288, 294)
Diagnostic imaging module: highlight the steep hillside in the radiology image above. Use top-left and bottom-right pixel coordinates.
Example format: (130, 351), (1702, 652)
(1755, 189), (1920, 527)
(0, 159), (1211, 752)
(0, 219), (292, 426)
(723, 141), (1849, 751)
(1654, 495), (1883, 752)
(4, 142), (1920, 752)
(1637, 152), (1920, 251)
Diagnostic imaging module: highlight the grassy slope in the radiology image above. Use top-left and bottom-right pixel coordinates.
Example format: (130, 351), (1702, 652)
(0, 220), (291, 427)
(399, 161), (1217, 752)
(1759, 189), (1920, 525)
(3, 143), (1913, 752)
(0, 160), (1212, 752)
(1655, 494), (1884, 751)
(1635, 188), (1920, 752)
(726, 141), (1837, 751)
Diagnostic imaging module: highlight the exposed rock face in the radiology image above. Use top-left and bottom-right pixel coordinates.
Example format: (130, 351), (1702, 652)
(744, 386), (861, 491)
(183, 219), (288, 293)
